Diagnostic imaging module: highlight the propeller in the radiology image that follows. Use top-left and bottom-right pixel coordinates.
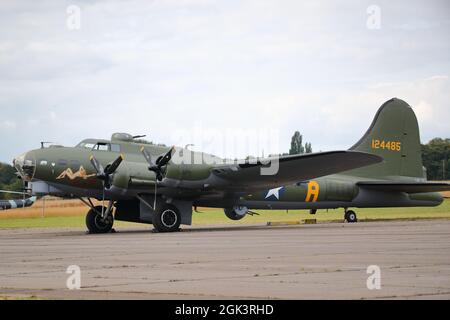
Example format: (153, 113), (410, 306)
(141, 146), (174, 181)
(140, 146), (175, 209)
(89, 154), (124, 216)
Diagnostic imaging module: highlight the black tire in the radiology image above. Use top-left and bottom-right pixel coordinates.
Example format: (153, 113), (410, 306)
(345, 210), (358, 223)
(224, 208), (246, 221)
(86, 206), (114, 234)
(153, 204), (181, 232)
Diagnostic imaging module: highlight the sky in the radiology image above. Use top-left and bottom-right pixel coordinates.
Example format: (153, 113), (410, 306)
(0, 0), (449, 163)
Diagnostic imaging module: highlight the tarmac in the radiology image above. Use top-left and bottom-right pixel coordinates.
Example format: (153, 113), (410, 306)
(1, 220), (450, 300)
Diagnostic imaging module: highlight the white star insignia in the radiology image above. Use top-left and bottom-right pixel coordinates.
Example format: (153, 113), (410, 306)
(265, 187), (284, 200)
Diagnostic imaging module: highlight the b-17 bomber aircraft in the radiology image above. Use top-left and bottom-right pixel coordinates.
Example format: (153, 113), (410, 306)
(10, 98), (450, 233)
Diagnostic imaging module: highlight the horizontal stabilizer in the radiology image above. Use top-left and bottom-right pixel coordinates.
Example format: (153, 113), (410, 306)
(357, 182), (450, 193)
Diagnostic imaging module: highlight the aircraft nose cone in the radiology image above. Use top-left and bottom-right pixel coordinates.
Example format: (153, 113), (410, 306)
(13, 152), (36, 181)
(13, 153), (26, 175)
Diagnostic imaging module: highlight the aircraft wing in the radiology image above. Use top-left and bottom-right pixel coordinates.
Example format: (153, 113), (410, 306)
(211, 151), (382, 191)
(357, 182), (450, 193)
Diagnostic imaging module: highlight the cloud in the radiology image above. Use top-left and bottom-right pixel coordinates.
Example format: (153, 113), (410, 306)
(304, 75), (450, 150)
(0, 121), (16, 130)
(0, 0), (449, 162)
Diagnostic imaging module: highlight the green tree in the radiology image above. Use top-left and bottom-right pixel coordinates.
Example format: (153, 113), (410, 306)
(289, 131), (304, 155)
(289, 131), (312, 155)
(421, 138), (450, 180)
(0, 162), (17, 185)
(305, 142), (313, 154)
(0, 162), (22, 200)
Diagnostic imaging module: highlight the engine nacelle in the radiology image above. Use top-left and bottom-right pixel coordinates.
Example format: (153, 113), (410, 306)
(224, 206), (248, 221)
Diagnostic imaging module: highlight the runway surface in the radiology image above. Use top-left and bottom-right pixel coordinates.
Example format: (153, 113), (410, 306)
(1, 220), (450, 299)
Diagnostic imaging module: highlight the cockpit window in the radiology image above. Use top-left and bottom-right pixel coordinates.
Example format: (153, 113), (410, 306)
(77, 142), (96, 149)
(76, 141), (120, 152)
(110, 144), (121, 152)
(94, 143), (109, 151)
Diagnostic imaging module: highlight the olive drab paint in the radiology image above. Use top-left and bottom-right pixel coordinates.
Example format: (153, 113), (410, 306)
(348, 98), (424, 179)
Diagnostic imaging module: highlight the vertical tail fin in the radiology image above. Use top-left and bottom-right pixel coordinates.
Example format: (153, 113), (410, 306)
(349, 98), (424, 179)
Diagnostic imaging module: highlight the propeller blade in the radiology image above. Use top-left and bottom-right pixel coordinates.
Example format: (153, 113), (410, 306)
(105, 154), (124, 175)
(141, 146), (174, 182)
(90, 154), (124, 189)
(101, 184), (105, 217)
(153, 180), (157, 209)
(157, 146), (175, 167)
(140, 147), (156, 166)
(89, 155), (104, 175)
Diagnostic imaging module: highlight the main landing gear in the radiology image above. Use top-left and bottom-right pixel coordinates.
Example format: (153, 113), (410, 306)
(152, 204), (181, 233)
(344, 209), (358, 223)
(86, 206), (114, 233)
(135, 195), (182, 233)
(81, 199), (115, 234)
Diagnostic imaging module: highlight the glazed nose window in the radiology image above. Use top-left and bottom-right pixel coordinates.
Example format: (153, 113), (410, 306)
(14, 153), (36, 181)
(22, 158), (36, 181)
(13, 153), (26, 178)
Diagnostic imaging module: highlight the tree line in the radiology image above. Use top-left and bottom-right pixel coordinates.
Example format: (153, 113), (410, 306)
(422, 138), (449, 181)
(289, 131), (312, 155)
(0, 163), (22, 200)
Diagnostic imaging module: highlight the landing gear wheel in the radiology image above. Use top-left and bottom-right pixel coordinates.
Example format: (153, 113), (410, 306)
(224, 207), (247, 221)
(345, 210), (358, 223)
(86, 206), (114, 234)
(153, 204), (181, 232)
